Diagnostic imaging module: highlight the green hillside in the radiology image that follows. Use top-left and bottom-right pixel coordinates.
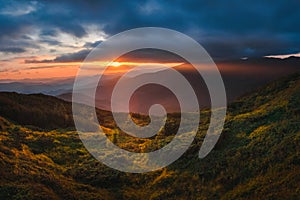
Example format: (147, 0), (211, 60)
(0, 73), (299, 199)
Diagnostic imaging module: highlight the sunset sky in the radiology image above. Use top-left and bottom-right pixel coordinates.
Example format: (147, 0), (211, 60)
(0, 0), (299, 81)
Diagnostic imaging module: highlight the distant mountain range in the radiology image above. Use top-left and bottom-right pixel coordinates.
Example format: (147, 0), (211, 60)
(59, 57), (300, 113)
(1, 57), (300, 114)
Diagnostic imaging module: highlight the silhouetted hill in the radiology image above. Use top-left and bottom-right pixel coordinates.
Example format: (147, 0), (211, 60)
(0, 92), (74, 130)
(0, 92), (119, 130)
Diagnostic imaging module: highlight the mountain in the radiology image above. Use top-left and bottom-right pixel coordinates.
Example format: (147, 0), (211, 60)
(0, 92), (74, 130)
(1, 57), (300, 113)
(56, 57), (300, 113)
(0, 81), (73, 96)
(0, 73), (299, 199)
(0, 74), (119, 96)
(0, 92), (117, 130)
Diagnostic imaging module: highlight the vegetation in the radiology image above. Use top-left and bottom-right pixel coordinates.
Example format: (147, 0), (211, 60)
(0, 73), (299, 199)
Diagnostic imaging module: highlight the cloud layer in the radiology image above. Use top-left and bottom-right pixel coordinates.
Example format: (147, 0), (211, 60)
(0, 0), (299, 61)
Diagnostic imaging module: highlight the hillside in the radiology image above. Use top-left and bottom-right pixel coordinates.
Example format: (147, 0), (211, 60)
(0, 116), (114, 200)
(0, 92), (74, 130)
(0, 73), (299, 199)
(0, 92), (117, 130)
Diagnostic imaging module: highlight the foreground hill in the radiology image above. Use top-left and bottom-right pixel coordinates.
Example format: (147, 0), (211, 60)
(0, 92), (117, 130)
(0, 73), (299, 199)
(0, 116), (113, 200)
(0, 92), (74, 130)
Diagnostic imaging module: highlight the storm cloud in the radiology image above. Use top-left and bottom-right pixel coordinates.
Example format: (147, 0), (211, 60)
(0, 0), (299, 60)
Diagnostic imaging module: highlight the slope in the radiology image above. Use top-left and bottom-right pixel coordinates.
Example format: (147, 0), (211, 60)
(0, 73), (299, 199)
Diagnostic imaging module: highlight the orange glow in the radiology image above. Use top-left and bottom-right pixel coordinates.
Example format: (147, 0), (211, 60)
(110, 61), (121, 67)
(0, 55), (186, 81)
(111, 61), (184, 67)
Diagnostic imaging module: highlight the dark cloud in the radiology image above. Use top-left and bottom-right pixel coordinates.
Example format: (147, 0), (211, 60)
(25, 49), (91, 63)
(40, 29), (58, 37)
(39, 39), (61, 46)
(0, 47), (26, 53)
(0, 15), (31, 39)
(21, 35), (31, 40)
(29, 65), (62, 70)
(118, 49), (186, 63)
(53, 49), (91, 62)
(83, 40), (102, 48)
(0, 0), (299, 60)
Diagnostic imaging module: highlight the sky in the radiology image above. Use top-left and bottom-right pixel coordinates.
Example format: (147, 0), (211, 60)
(0, 0), (300, 80)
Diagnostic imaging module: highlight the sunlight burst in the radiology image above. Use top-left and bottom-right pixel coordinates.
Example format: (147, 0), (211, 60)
(110, 62), (121, 67)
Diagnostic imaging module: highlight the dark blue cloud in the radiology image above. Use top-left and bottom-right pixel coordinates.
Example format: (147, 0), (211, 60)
(0, 47), (26, 53)
(39, 39), (61, 46)
(25, 49), (91, 63)
(0, 15), (31, 39)
(83, 40), (102, 48)
(0, 0), (299, 60)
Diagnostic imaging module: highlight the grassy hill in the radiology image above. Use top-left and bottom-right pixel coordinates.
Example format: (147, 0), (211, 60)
(0, 73), (299, 199)
(0, 92), (74, 130)
(0, 92), (117, 130)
